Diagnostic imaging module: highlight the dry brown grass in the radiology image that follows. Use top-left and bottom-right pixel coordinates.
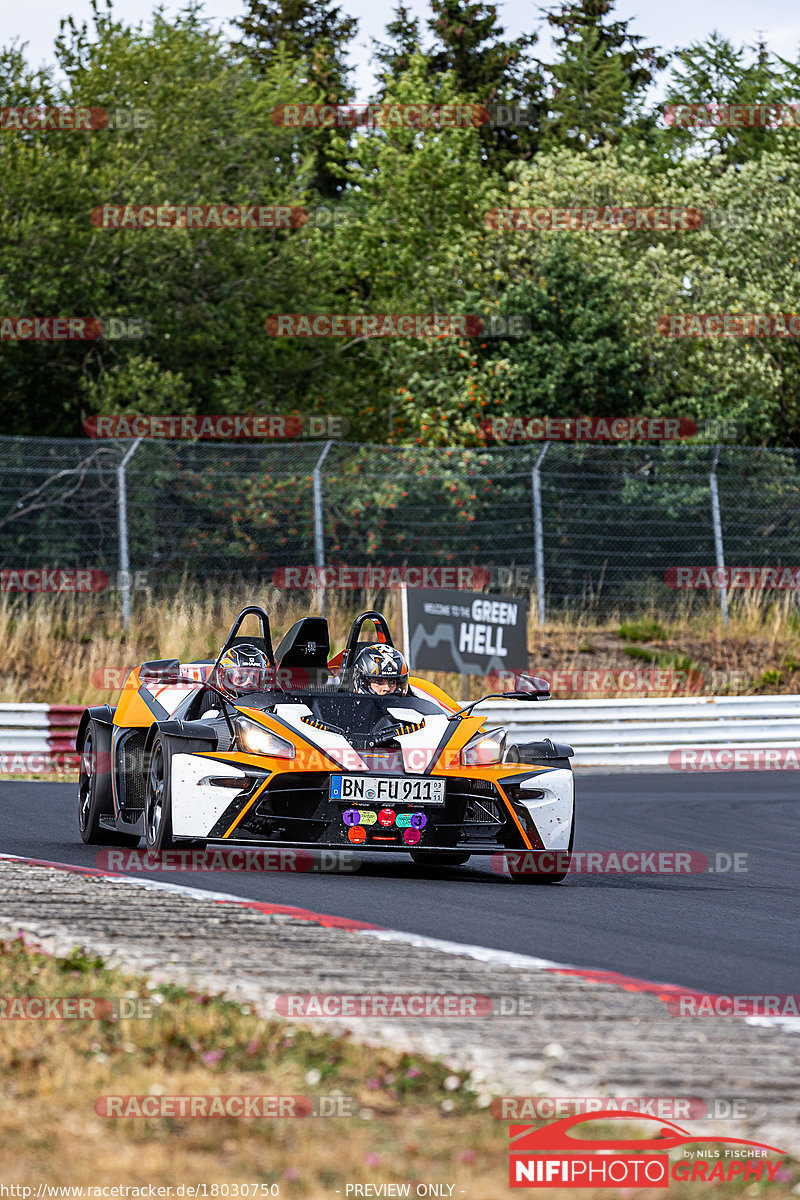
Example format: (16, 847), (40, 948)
(1, 586), (799, 708)
(1, 936), (794, 1198)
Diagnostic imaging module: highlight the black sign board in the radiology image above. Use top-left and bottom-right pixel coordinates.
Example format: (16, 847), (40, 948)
(405, 588), (528, 675)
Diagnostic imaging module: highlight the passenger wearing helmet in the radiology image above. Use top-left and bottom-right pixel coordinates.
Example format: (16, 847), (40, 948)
(353, 645), (409, 696)
(216, 644), (272, 702)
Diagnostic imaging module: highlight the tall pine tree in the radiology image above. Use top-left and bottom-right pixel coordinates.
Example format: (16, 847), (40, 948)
(374, 4), (422, 82)
(375, 0), (543, 168)
(234, 0), (358, 197)
(664, 34), (787, 165)
(540, 0), (669, 149)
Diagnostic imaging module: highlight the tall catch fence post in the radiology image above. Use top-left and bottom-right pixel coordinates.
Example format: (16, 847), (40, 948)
(313, 440), (333, 616)
(709, 445), (729, 626)
(532, 443), (549, 625)
(118, 437), (143, 630)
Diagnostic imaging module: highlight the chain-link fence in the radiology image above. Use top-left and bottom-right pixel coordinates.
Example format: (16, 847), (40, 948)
(1, 436), (798, 622)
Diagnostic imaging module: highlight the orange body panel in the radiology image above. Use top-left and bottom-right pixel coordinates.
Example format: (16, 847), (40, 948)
(113, 668), (161, 727)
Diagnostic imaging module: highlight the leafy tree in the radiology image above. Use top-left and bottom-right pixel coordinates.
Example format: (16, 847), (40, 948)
(482, 246), (648, 412)
(303, 56), (498, 440)
(233, 0), (356, 90)
(492, 142), (800, 444)
(0, 6), (331, 435)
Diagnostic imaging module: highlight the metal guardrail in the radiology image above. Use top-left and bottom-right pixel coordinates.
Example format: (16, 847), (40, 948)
(0, 703), (82, 772)
(0, 696), (797, 771)
(483, 695), (800, 767)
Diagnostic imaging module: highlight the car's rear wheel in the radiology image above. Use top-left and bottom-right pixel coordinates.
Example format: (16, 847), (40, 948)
(409, 851), (472, 866)
(145, 737), (176, 851)
(78, 722), (139, 845)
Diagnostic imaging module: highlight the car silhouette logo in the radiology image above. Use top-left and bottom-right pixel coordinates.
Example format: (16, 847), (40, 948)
(510, 1111), (786, 1155)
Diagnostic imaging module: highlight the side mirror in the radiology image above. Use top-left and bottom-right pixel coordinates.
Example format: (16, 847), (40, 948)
(504, 672), (551, 701)
(140, 658), (181, 685)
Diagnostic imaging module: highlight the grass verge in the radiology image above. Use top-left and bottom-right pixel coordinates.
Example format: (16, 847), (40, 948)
(0, 935), (796, 1197)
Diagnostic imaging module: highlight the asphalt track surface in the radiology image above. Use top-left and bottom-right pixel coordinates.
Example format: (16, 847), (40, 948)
(0, 772), (796, 996)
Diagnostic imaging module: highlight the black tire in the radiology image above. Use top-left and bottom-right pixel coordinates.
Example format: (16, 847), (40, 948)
(509, 791), (575, 885)
(144, 736), (176, 851)
(78, 721), (140, 846)
(409, 851), (472, 866)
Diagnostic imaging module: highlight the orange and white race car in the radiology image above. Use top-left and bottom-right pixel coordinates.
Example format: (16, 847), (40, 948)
(76, 606), (574, 882)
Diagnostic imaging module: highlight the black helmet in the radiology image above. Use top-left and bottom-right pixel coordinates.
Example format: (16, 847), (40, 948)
(353, 644), (409, 695)
(216, 644), (271, 700)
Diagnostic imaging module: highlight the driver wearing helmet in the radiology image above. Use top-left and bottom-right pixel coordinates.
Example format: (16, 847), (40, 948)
(216, 644), (272, 703)
(352, 645), (409, 696)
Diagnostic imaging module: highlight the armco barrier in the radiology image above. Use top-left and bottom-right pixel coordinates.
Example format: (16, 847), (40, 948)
(482, 694), (800, 767)
(0, 703), (82, 772)
(0, 696), (798, 772)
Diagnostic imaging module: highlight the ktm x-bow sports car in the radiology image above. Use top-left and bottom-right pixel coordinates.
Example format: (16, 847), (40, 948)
(76, 607), (575, 882)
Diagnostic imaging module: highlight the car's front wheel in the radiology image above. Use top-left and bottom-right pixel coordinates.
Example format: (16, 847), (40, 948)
(78, 721), (139, 846)
(144, 737), (176, 851)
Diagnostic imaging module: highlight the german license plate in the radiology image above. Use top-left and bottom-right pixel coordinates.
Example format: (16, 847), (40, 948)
(329, 775), (445, 805)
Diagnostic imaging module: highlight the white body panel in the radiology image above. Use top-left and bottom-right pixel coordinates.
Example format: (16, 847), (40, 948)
(171, 754), (250, 837)
(514, 767), (574, 850)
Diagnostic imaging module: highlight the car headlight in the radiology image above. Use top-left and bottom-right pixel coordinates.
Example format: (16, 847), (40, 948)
(460, 727), (507, 767)
(235, 717), (295, 758)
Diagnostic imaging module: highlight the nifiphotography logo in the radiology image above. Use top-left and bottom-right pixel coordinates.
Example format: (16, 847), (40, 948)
(508, 1111), (787, 1188)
